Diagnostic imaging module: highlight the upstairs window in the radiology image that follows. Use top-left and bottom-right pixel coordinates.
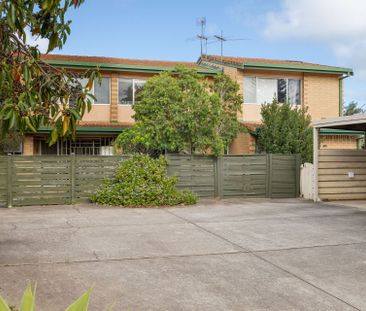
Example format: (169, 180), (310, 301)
(94, 78), (110, 104)
(119, 78), (146, 105)
(244, 77), (301, 105)
(69, 77), (110, 105)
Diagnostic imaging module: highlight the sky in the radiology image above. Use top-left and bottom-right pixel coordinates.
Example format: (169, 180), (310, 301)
(32, 0), (366, 107)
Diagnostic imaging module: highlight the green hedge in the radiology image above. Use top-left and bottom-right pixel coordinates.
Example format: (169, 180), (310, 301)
(91, 155), (197, 207)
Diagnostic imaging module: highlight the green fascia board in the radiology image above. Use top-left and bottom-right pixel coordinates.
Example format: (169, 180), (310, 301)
(199, 57), (353, 75)
(45, 60), (220, 76)
(243, 62), (353, 75)
(320, 128), (364, 135)
(36, 126), (126, 134)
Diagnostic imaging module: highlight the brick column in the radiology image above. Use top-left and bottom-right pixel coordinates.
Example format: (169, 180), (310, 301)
(110, 77), (118, 122)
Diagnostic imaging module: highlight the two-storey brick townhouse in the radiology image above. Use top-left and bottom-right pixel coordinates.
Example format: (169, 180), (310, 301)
(21, 54), (355, 155)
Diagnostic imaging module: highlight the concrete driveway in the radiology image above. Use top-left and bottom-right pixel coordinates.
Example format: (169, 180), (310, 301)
(0, 199), (365, 310)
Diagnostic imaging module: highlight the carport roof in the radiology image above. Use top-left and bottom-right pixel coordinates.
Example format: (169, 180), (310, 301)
(313, 114), (366, 131)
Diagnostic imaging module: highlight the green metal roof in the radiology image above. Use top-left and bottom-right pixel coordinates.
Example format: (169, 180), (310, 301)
(253, 127), (362, 137)
(319, 128), (364, 135)
(45, 59), (221, 76)
(199, 57), (353, 75)
(36, 126), (126, 135)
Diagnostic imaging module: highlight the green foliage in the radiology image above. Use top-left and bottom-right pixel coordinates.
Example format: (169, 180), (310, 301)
(0, 284), (107, 311)
(91, 154), (197, 207)
(0, 127), (23, 154)
(116, 67), (243, 156)
(257, 100), (312, 163)
(209, 74), (243, 155)
(344, 100), (364, 116)
(0, 0), (99, 143)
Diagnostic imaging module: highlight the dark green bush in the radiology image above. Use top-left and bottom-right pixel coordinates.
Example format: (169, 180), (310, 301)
(91, 155), (197, 207)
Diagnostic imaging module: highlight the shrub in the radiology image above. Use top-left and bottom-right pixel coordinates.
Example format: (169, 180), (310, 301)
(257, 100), (312, 163)
(91, 155), (197, 207)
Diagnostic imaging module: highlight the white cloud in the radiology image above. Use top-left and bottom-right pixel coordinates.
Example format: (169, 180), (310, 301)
(263, 0), (366, 102)
(264, 0), (366, 40)
(25, 29), (49, 53)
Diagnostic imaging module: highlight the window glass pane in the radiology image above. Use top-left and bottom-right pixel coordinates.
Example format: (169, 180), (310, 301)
(277, 79), (287, 103)
(69, 78), (88, 106)
(257, 78), (277, 104)
(134, 79), (146, 102)
(244, 77), (256, 103)
(119, 79), (133, 105)
(94, 78), (110, 104)
(288, 79), (301, 105)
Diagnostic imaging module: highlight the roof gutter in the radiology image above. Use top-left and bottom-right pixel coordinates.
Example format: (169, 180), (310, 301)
(45, 59), (220, 76)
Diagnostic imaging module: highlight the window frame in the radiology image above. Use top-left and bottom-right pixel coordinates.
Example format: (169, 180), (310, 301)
(243, 76), (302, 106)
(118, 78), (146, 105)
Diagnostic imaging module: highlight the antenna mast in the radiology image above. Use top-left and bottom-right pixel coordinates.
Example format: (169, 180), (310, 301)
(197, 17), (208, 56)
(214, 30), (226, 59)
(213, 31), (250, 59)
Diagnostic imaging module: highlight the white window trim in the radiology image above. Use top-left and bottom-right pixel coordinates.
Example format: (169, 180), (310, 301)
(118, 78), (146, 105)
(243, 76), (302, 106)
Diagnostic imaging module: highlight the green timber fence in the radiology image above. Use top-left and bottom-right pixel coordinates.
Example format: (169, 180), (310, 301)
(0, 153), (300, 207)
(166, 154), (301, 199)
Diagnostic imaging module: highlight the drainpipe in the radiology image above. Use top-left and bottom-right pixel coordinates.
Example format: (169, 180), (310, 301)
(339, 73), (352, 116)
(313, 127), (319, 202)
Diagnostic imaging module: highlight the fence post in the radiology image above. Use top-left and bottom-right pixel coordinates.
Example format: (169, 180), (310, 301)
(70, 155), (76, 204)
(266, 154), (273, 198)
(295, 154), (301, 197)
(7, 156), (13, 208)
(214, 156), (224, 199)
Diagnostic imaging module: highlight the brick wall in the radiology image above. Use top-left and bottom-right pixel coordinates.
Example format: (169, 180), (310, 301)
(303, 73), (340, 121)
(23, 136), (34, 155)
(229, 132), (256, 154)
(320, 135), (358, 149)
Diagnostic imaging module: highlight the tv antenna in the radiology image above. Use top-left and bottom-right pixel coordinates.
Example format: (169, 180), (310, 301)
(186, 17), (213, 55)
(212, 31), (250, 58)
(197, 17), (208, 56)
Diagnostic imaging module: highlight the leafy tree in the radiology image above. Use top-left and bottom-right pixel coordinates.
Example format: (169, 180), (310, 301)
(257, 100), (312, 163)
(209, 74), (243, 155)
(0, 0), (98, 143)
(344, 101), (365, 116)
(116, 66), (243, 156)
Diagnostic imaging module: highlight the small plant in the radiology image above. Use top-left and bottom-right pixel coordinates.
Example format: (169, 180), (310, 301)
(0, 283), (111, 311)
(91, 154), (197, 207)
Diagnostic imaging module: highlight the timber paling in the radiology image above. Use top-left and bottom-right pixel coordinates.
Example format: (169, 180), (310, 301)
(0, 154), (300, 207)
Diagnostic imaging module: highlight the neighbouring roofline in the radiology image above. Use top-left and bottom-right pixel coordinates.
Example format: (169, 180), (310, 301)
(198, 56), (354, 76)
(319, 128), (364, 136)
(44, 59), (221, 76)
(313, 114), (366, 129)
